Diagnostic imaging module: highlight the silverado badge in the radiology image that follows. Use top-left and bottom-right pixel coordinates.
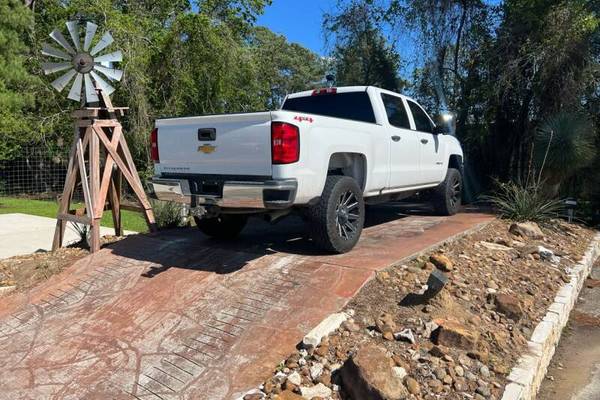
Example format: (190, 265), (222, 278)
(198, 144), (217, 154)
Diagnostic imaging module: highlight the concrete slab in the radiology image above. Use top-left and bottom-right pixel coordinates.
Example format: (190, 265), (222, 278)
(0, 213), (135, 260)
(0, 207), (492, 399)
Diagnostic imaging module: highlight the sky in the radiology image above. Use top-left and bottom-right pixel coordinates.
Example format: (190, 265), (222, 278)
(256, 0), (337, 56)
(256, 0), (419, 77)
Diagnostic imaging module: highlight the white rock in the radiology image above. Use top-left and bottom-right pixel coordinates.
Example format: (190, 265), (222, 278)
(395, 328), (416, 344)
(423, 321), (439, 337)
(480, 241), (513, 251)
(535, 245), (561, 264)
(300, 383), (332, 399)
(274, 371), (286, 380)
(310, 363), (324, 380)
(538, 246), (555, 259)
(298, 358), (307, 366)
(237, 389), (264, 400)
(287, 371), (302, 386)
(480, 365), (491, 378)
(392, 366), (407, 380)
(302, 312), (348, 348)
(330, 363), (342, 372)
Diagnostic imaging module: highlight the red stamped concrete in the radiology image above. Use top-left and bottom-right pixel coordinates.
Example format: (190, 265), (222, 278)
(0, 209), (492, 399)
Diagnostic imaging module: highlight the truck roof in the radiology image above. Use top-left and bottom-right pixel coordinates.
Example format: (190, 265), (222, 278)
(285, 85), (415, 103)
(286, 86), (370, 99)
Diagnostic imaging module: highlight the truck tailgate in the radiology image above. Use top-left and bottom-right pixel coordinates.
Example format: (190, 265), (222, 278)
(156, 112), (273, 176)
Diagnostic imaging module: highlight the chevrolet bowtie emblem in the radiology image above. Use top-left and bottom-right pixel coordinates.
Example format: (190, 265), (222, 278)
(198, 144), (217, 154)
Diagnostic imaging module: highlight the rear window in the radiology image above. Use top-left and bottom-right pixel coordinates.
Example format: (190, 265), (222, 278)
(282, 92), (376, 124)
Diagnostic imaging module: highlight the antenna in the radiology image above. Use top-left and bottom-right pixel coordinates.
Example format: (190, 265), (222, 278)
(42, 21), (123, 104)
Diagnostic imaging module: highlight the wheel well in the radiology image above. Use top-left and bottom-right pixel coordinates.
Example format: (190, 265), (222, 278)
(327, 153), (367, 190)
(448, 154), (463, 173)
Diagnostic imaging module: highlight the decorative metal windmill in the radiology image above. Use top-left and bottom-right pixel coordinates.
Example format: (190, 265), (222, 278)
(42, 21), (123, 104)
(42, 21), (156, 253)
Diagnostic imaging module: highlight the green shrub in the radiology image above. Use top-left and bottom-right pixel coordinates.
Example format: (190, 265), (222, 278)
(482, 181), (563, 223)
(151, 199), (186, 229)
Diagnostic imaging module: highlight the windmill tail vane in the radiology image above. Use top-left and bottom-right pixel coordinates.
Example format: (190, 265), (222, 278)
(42, 21), (123, 104)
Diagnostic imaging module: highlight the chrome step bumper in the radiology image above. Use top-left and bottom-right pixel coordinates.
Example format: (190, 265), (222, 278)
(148, 177), (297, 209)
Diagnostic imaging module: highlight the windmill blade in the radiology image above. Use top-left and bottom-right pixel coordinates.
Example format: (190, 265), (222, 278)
(66, 21), (81, 51)
(67, 73), (83, 102)
(50, 29), (76, 54)
(94, 65), (123, 81)
(93, 50), (122, 63)
(89, 31), (114, 56)
(42, 62), (72, 75)
(83, 22), (98, 51)
(50, 69), (77, 92)
(90, 71), (116, 95)
(84, 74), (99, 103)
(42, 43), (71, 60)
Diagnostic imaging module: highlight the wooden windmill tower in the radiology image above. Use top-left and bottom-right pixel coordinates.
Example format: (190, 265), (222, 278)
(41, 20), (156, 252)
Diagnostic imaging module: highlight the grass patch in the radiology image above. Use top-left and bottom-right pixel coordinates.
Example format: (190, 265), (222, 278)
(0, 196), (148, 233)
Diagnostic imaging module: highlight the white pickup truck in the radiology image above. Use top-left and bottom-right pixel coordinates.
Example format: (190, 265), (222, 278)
(149, 86), (464, 253)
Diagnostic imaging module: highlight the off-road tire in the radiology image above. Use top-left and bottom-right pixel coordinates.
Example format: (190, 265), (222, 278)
(194, 215), (247, 239)
(432, 168), (462, 216)
(308, 175), (365, 253)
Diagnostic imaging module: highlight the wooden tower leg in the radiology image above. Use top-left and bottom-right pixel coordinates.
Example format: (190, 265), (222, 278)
(108, 172), (123, 236)
(117, 134), (157, 231)
(52, 131), (79, 251)
(89, 128), (102, 253)
(94, 124), (157, 232)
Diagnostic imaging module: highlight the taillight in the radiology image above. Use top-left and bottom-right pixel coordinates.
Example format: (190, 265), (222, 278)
(271, 122), (299, 164)
(312, 87), (337, 95)
(150, 127), (159, 163)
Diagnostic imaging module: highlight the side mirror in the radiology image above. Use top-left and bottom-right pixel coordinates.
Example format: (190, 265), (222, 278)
(433, 112), (456, 135)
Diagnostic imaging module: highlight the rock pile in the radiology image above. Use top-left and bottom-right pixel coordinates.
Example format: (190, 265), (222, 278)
(248, 220), (593, 399)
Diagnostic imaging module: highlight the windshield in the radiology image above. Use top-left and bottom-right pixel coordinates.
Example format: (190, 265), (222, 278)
(282, 91), (376, 124)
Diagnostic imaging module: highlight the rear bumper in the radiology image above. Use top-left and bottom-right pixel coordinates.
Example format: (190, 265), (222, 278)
(148, 177), (297, 209)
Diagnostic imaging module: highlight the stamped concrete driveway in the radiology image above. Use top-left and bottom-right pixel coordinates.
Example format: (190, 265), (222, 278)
(0, 205), (492, 400)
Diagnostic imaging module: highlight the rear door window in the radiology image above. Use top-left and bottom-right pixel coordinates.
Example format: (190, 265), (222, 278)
(381, 94), (411, 129)
(282, 92), (376, 123)
(407, 100), (434, 133)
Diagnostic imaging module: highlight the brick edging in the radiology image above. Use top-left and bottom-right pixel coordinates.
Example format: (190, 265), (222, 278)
(501, 233), (600, 400)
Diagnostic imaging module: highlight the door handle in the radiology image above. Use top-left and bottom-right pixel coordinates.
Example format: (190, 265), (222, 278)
(421, 138), (429, 144)
(391, 135), (401, 142)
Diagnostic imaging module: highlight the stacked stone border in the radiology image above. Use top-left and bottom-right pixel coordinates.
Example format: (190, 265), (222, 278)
(501, 233), (600, 400)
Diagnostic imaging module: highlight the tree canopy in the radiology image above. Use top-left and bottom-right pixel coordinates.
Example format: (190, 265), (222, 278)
(325, 0), (600, 207)
(2, 0), (600, 217)
(1, 0), (325, 174)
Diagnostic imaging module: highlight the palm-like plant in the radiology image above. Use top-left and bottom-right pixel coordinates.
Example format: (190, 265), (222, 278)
(482, 180), (563, 223)
(535, 112), (597, 193)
